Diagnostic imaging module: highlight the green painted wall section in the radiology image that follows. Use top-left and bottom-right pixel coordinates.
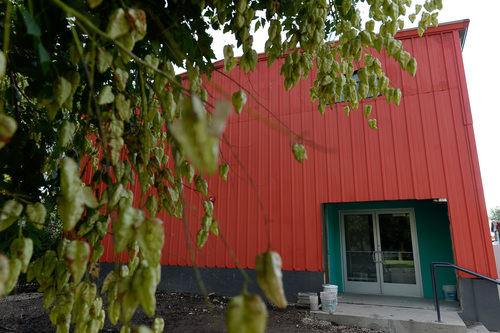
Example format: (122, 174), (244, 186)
(325, 200), (456, 299)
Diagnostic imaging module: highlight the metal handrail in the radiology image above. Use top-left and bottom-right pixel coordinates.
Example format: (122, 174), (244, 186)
(430, 262), (500, 322)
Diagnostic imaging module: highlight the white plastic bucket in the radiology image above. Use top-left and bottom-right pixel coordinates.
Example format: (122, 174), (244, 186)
(322, 284), (338, 293)
(309, 295), (319, 311)
(322, 284), (338, 305)
(442, 285), (457, 301)
(320, 291), (337, 312)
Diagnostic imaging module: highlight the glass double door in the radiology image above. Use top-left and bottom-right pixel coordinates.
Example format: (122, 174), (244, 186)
(341, 210), (422, 296)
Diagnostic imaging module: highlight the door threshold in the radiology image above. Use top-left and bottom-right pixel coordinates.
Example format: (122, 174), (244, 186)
(338, 292), (460, 311)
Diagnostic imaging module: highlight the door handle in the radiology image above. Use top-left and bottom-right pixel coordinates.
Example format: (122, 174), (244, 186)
(372, 251), (383, 263)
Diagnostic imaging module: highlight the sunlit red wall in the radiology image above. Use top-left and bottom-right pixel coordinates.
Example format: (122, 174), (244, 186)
(92, 20), (497, 278)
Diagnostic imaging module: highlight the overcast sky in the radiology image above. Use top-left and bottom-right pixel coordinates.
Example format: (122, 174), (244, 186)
(209, 1), (500, 214)
(437, 0), (500, 214)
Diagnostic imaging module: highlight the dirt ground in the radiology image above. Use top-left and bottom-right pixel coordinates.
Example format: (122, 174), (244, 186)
(0, 291), (384, 333)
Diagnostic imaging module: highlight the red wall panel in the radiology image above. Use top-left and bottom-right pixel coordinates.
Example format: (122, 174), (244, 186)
(95, 20), (497, 278)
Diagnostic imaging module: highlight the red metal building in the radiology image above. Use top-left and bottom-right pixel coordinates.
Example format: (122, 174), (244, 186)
(96, 20), (498, 320)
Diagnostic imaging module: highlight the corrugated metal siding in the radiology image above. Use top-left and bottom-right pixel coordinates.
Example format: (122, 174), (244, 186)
(94, 21), (496, 278)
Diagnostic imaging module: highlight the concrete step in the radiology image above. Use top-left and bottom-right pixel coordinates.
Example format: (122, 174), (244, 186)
(465, 321), (494, 333)
(312, 302), (467, 333)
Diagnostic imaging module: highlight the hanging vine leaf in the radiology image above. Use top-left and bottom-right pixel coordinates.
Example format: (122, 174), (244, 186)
(0, 51), (6, 79)
(0, 114), (18, 150)
(292, 143), (307, 163)
(219, 163), (229, 181)
(232, 90), (247, 114)
(226, 293), (268, 333)
(0, 200), (23, 232)
(64, 240), (90, 284)
(255, 251), (287, 308)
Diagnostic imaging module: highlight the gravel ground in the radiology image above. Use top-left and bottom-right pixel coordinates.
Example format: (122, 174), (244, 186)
(0, 291), (384, 333)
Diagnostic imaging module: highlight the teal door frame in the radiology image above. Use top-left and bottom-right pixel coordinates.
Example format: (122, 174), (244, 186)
(322, 199), (457, 298)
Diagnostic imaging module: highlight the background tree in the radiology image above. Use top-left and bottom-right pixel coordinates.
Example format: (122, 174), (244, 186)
(0, 0), (442, 332)
(489, 207), (500, 221)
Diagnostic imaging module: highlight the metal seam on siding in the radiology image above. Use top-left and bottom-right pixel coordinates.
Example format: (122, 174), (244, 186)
(392, 62), (404, 199)
(362, 99), (374, 201)
(440, 33), (477, 274)
(416, 37), (435, 196)
(290, 91), (297, 270)
(300, 83), (308, 270)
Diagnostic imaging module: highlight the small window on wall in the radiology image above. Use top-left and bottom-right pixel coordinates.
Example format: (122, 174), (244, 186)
(326, 71), (379, 105)
(335, 71), (361, 104)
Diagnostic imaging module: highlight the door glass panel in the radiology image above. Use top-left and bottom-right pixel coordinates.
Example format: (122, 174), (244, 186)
(378, 213), (416, 285)
(344, 215), (377, 282)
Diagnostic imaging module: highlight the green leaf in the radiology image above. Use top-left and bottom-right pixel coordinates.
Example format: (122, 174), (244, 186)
(37, 41), (50, 66)
(91, 243), (104, 262)
(97, 50), (112, 73)
(59, 157), (85, 231)
(53, 77), (72, 107)
(22, 10), (41, 36)
(226, 293), (268, 333)
(146, 195), (158, 218)
(203, 201), (213, 217)
(0, 200), (23, 232)
(106, 8), (131, 39)
(208, 100), (231, 136)
(219, 163), (229, 181)
(210, 219), (219, 236)
(373, 36), (383, 53)
(194, 175), (208, 197)
(114, 68), (129, 91)
(393, 88), (402, 106)
(59, 120), (76, 147)
(5, 259), (21, 295)
(152, 317), (165, 333)
(292, 143), (307, 163)
(101, 271), (116, 295)
(201, 215), (212, 231)
(114, 206), (143, 253)
(64, 240), (90, 283)
(82, 186), (99, 208)
(232, 90), (247, 115)
(43, 285), (56, 309)
(126, 7), (147, 35)
(170, 95), (219, 174)
(98, 86), (115, 105)
(137, 218), (164, 265)
(364, 105), (372, 119)
(119, 277), (139, 323)
(0, 114), (18, 150)
(224, 45), (238, 73)
(108, 300), (120, 325)
(0, 51), (6, 79)
(407, 58), (417, 77)
(133, 263), (157, 317)
(0, 254), (9, 297)
(115, 94), (131, 122)
(196, 229), (208, 250)
(10, 237), (33, 274)
(368, 118), (378, 130)
(87, 0), (104, 9)
(255, 251), (287, 308)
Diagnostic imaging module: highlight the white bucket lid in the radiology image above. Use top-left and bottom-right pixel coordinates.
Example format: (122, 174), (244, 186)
(322, 284), (338, 290)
